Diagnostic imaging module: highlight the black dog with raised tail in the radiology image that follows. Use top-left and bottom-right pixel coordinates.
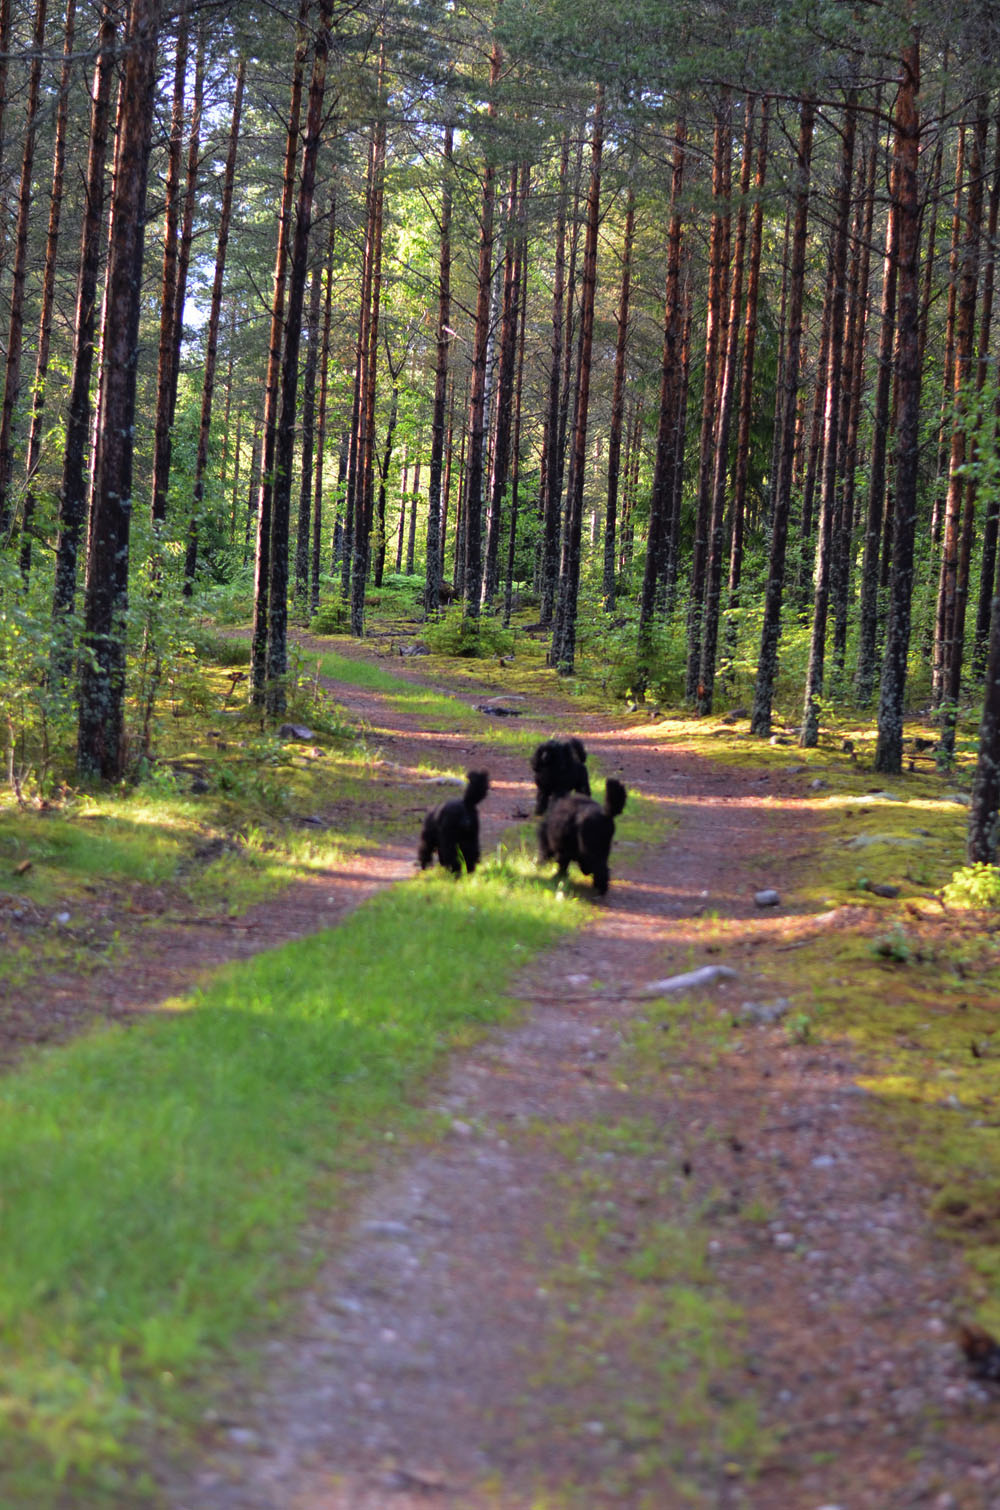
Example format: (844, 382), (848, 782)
(538, 777), (626, 896)
(417, 770), (490, 876)
(529, 737), (590, 815)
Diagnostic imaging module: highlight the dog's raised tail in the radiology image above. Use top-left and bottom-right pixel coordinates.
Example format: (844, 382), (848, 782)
(464, 769), (490, 807)
(604, 777), (626, 818)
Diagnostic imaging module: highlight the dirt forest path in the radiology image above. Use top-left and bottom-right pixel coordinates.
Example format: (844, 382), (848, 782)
(150, 648), (998, 1510)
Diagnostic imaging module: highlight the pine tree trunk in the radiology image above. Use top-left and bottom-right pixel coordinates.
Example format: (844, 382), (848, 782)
(292, 258), (323, 610)
(373, 385), (398, 589)
(968, 591), (1000, 861)
(603, 180), (635, 611)
(686, 93), (732, 700)
(874, 29), (922, 776)
(549, 86), (604, 675)
(267, 0), (334, 716)
(929, 121), (965, 571)
(76, 0), (162, 780)
(750, 96), (816, 737)
(637, 121), (686, 664)
(19, 0), (75, 583)
(855, 117), (900, 705)
(801, 94), (857, 748)
(939, 102), (987, 757)
(424, 123), (453, 615)
(349, 83), (386, 637)
(0, 0), (48, 539)
(728, 97), (770, 604)
(973, 110), (1000, 678)
(482, 164), (522, 608)
(150, 1), (189, 531)
(406, 454), (421, 577)
(183, 55), (245, 594)
(312, 201), (336, 613)
(538, 130), (571, 627)
(461, 42), (502, 618)
(697, 98), (755, 715)
(504, 199), (529, 626)
(251, 0), (310, 701)
(50, 1), (116, 674)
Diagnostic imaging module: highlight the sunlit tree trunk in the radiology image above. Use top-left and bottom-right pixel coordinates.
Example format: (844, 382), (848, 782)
(973, 111), (1000, 678)
(538, 130), (570, 626)
(550, 86), (604, 674)
(939, 102), (987, 757)
(183, 55), (245, 594)
(637, 121), (685, 666)
(750, 96), (815, 737)
(604, 179), (635, 611)
(311, 201), (336, 613)
(77, 0), (162, 780)
(20, 0), (75, 583)
(461, 41), (502, 617)
(483, 162), (521, 608)
(801, 93), (857, 748)
(728, 97), (769, 606)
(686, 93), (731, 700)
(251, 0), (310, 701)
(0, 0), (48, 539)
(875, 27), (922, 776)
(50, 2), (116, 676)
(504, 201), (529, 626)
(425, 123), (453, 615)
(267, 0), (335, 715)
(150, 1), (189, 532)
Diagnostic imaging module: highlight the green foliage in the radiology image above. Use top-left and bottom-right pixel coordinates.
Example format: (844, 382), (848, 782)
(309, 594), (351, 635)
(423, 607), (514, 658)
(943, 862), (1000, 910)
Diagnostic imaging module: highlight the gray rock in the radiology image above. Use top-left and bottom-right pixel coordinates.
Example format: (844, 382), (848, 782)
(278, 723), (313, 741)
(754, 889), (781, 907)
(637, 965), (738, 996)
(739, 998), (790, 1025)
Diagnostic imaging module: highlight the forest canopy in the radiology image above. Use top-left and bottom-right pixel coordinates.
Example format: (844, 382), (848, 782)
(2, 0), (1000, 851)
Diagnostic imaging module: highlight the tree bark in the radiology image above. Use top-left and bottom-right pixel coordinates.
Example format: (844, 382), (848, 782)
(50, 2), (117, 676)
(150, 0), (189, 532)
(968, 591), (1000, 862)
(603, 179), (635, 611)
(250, 0), (311, 702)
(874, 28), (922, 777)
(424, 122), (453, 616)
(482, 163), (522, 608)
(267, 0), (335, 715)
(76, 0), (162, 781)
(637, 120), (686, 665)
(750, 96), (816, 737)
(728, 97), (769, 605)
(972, 110), (1000, 677)
(0, 0), (48, 539)
(549, 86), (604, 675)
(293, 258), (324, 609)
(461, 42), (502, 618)
(182, 55), (245, 594)
(801, 93), (857, 748)
(538, 130), (571, 627)
(19, 0), (76, 583)
(311, 200), (337, 613)
(686, 93), (732, 701)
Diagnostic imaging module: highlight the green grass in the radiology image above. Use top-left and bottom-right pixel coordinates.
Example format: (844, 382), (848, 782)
(0, 857), (582, 1504)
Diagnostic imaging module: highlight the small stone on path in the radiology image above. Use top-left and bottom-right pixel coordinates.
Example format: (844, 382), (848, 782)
(754, 889), (781, 907)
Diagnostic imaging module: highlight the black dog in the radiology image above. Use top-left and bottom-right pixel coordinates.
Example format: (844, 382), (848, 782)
(538, 778), (626, 896)
(418, 770), (490, 875)
(530, 737), (590, 815)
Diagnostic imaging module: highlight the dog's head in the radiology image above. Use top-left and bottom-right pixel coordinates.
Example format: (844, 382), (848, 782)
(464, 769), (490, 806)
(530, 738), (590, 814)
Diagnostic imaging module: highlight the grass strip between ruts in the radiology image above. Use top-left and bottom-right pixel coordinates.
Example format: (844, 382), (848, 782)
(0, 858), (581, 1500)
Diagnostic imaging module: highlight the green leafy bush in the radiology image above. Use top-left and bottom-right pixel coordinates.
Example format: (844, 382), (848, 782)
(310, 595), (350, 635)
(942, 862), (1000, 909)
(423, 608), (514, 658)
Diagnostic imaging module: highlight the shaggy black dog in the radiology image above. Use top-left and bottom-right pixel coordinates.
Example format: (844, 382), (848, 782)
(530, 737), (590, 815)
(538, 778), (626, 896)
(417, 770), (490, 875)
